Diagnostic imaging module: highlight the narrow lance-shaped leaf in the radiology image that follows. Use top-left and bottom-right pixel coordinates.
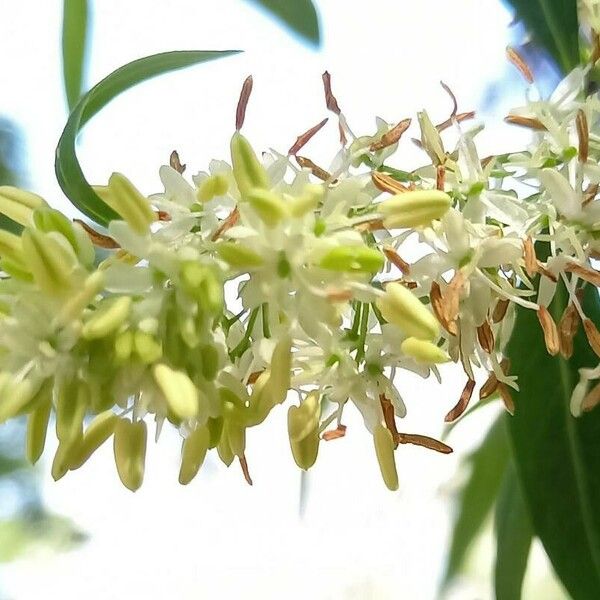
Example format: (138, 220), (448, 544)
(246, 0), (320, 46)
(62, 0), (89, 110)
(494, 460), (533, 600)
(442, 416), (511, 586)
(55, 50), (241, 227)
(507, 281), (600, 599)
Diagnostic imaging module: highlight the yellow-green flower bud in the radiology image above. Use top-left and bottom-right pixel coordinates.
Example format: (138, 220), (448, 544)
(197, 173), (229, 203)
(0, 186), (46, 227)
(54, 271), (105, 328)
(52, 437), (81, 481)
(267, 335), (292, 406)
(179, 425), (210, 485)
(207, 416), (224, 448)
(289, 184), (324, 218)
(0, 377), (37, 423)
(373, 424), (398, 491)
(379, 189), (451, 229)
(26, 393), (52, 465)
(290, 429), (319, 471)
(69, 411), (119, 470)
(376, 282), (439, 340)
(0, 230), (26, 264)
(83, 296), (132, 340)
(214, 242), (264, 269)
(417, 110), (446, 165)
(319, 246), (384, 273)
(133, 330), (162, 364)
(21, 228), (77, 295)
(153, 364), (199, 420)
(179, 262), (223, 313)
(230, 131), (269, 199)
(225, 421), (246, 457)
(217, 432), (235, 466)
(400, 337), (450, 364)
(56, 380), (88, 444)
(287, 392), (320, 470)
(105, 173), (157, 234)
(246, 188), (288, 228)
(114, 329), (134, 362)
(113, 418), (147, 492)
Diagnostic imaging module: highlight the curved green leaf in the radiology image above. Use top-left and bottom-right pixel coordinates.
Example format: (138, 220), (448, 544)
(443, 416), (510, 586)
(505, 0), (579, 73)
(507, 282), (600, 599)
(62, 0), (90, 110)
(494, 460), (533, 600)
(55, 50), (241, 226)
(247, 0), (320, 46)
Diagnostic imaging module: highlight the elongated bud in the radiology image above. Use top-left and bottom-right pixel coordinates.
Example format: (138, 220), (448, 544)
(319, 246), (384, 273)
(214, 242), (264, 269)
(52, 437), (81, 481)
(376, 282), (439, 340)
(197, 173), (229, 203)
(113, 419), (147, 492)
(0, 186), (46, 226)
(373, 424), (398, 491)
(179, 425), (210, 484)
(54, 270), (105, 328)
(290, 429), (320, 470)
(133, 330), (162, 364)
(230, 131), (269, 199)
(379, 189), (451, 229)
(289, 184), (324, 217)
(83, 296), (132, 340)
(246, 188), (288, 227)
(267, 335), (292, 405)
(207, 416), (224, 448)
(417, 111), (445, 165)
(56, 380), (89, 444)
(26, 393), (52, 464)
(401, 337), (450, 364)
(105, 173), (157, 234)
(0, 377), (37, 423)
(288, 392), (320, 470)
(70, 411), (119, 470)
(217, 431), (235, 466)
(153, 364), (199, 420)
(179, 262), (223, 313)
(225, 421), (246, 457)
(114, 329), (134, 362)
(21, 228), (77, 295)
(0, 230), (26, 263)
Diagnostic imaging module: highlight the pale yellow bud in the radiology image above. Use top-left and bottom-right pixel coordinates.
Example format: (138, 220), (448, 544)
(113, 419), (147, 492)
(54, 271), (105, 328)
(56, 380), (88, 444)
(379, 189), (451, 229)
(0, 186), (46, 226)
(373, 424), (398, 491)
(26, 393), (52, 465)
(230, 131), (269, 199)
(83, 296), (132, 340)
(288, 184), (324, 217)
(133, 330), (162, 364)
(153, 364), (199, 420)
(287, 391), (320, 470)
(246, 188), (289, 228)
(179, 425), (210, 485)
(70, 411), (119, 470)
(197, 173), (229, 202)
(214, 242), (264, 269)
(105, 173), (157, 234)
(376, 282), (439, 340)
(400, 337), (450, 364)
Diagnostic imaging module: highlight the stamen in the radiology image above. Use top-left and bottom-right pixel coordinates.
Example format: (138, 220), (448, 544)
(371, 171), (410, 194)
(479, 371), (498, 399)
(295, 156), (332, 181)
(354, 218), (386, 232)
(444, 378), (475, 422)
(436, 111), (475, 133)
(476, 320), (495, 353)
(239, 454), (253, 485)
(523, 236), (538, 277)
(583, 318), (600, 357)
(565, 262), (600, 286)
(74, 219), (120, 249)
(492, 298), (510, 323)
(430, 281), (458, 336)
(498, 382), (515, 415)
(383, 245), (411, 275)
(369, 118), (411, 152)
(559, 302), (580, 359)
(395, 432), (453, 454)
(537, 306), (560, 356)
(380, 394), (400, 448)
(211, 207), (240, 241)
(440, 81), (458, 118)
(169, 150), (186, 174)
(322, 424), (346, 441)
(436, 165), (445, 191)
(506, 46), (534, 84)
(583, 381), (600, 413)
(288, 118), (329, 156)
(321, 71), (341, 115)
(577, 110), (589, 163)
(235, 75), (253, 131)
(584, 183), (598, 206)
(504, 115), (547, 130)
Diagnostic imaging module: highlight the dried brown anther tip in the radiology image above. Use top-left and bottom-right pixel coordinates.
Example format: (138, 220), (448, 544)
(288, 118), (329, 156)
(75, 219), (120, 249)
(322, 71), (341, 115)
(169, 150), (186, 174)
(444, 379), (475, 423)
(322, 424), (347, 441)
(537, 305), (560, 356)
(383, 245), (411, 275)
(395, 432), (453, 454)
(211, 207), (240, 241)
(577, 109), (589, 164)
(492, 299), (510, 323)
(436, 111), (476, 133)
(247, 370), (264, 385)
(239, 454), (253, 486)
(523, 236), (538, 277)
(295, 156), (332, 182)
(354, 218), (386, 233)
(436, 165), (445, 191)
(564, 261), (600, 286)
(479, 371), (499, 400)
(371, 171), (411, 194)
(583, 381), (600, 413)
(156, 210), (171, 221)
(440, 81), (458, 118)
(506, 46), (534, 84)
(430, 281), (458, 336)
(504, 115), (546, 130)
(326, 288), (353, 302)
(235, 75), (254, 131)
(380, 394), (400, 448)
(476, 320), (495, 354)
(369, 118), (411, 152)
(498, 382), (515, 415)
(583, 318), (600, 358)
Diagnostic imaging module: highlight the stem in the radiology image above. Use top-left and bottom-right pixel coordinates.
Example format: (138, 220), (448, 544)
(355, 303), (369, 364)
(229, 307), (259, 359)
(261, 303), (271, 338)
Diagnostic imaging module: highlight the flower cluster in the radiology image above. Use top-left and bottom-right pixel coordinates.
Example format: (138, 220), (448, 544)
(1, 21), (600, 492)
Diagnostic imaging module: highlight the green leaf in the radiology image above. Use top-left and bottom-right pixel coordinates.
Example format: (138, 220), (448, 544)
(247, 0), (320, 46)
(507, 282), (600, 598)
(504, 0), (579, 73)
(443, 416), (511, 586)
(494, 460), (533, 600)
(55, 50), (240, 226)
(62, 0), (90, 110)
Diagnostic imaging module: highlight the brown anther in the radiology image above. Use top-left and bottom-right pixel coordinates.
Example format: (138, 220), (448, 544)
(211, 206), (240, 241)
(583, 318), (600, 358)
(247, 370), (264, 385)
(583, 381), (600, 413)
(436, 111), (476, 133)
(239, 454), (253, 486)
(354, 219), (386, 233)
(592, 31), (600, 65)
(395, 432), (453, 454)
(169, 150), (186, 174)
(235, 75), (253, 131)
(369, 118), (411, 152)
(481, 155), (495, 169)
(156, 210), (171, 221)
(322, 424), (347, 441)
(444, 379), (475, 422)
(577, 110), (589, 164)
(288, 118), (329, 156)
(436, 165), (446, 191)
(380, 394), (400, 448)
(498, 383), (515, 415)
(537, 261), (558, 282)
(440, 81), (458, 118)
(523, 236), (538, 277)
(559, 302), (580, 359)
(295, 156), (332, 182)
(386, 279), (418, 290)
(504, 115), (547, 130)
(537, 305), (560, 356)
(564, 262), (600, 286)
(506, 46), (534, 84)
(584, 183), (598, 206)
(445, 271), (465, 325)
(338, 120), (348, 146)
(74, 219), (120, 249)
(383, 245), (411, 275)
(430, 281), (458, 336)
(371, 171), (410, 194)
(492, 298), (510, 323)
(326, 288), (353, 303)
(479, 371), (499, 400)
(322, 71), (341, 115)
(477, 320), (495, 353)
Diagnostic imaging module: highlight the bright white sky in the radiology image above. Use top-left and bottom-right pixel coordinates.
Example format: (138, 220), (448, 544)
(0, 1), (564, 599)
